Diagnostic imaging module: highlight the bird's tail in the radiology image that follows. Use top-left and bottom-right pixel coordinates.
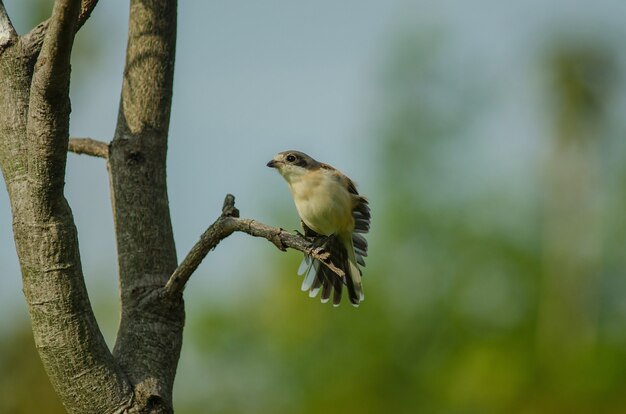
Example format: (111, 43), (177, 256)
(345, 237), (364, 304)
(297, 235), (363, 307)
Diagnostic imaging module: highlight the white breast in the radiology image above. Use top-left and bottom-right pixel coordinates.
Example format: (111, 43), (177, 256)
(288, 170), (353, 236)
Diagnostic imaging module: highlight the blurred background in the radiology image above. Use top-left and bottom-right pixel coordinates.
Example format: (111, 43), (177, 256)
(2, 0), (626, 413)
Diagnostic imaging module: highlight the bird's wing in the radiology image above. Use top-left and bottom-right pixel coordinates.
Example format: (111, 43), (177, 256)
(348, 179), (370, 267)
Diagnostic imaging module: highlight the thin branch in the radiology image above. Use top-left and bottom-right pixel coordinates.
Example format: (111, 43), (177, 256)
(163, 194), (344, 299)
(68, 137), (109, 158)
(0, 0), (17, 51)
(22, 0), (100, 56)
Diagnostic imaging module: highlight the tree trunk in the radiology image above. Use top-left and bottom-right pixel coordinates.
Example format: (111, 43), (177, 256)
(108, 0), (184, 410)
(0, 0), (181, 412)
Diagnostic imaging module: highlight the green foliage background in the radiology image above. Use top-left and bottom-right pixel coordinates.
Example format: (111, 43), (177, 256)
(171, 33), (626, 414)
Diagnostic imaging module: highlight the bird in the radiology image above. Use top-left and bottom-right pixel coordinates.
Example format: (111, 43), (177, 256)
(267, 150), (370, 307)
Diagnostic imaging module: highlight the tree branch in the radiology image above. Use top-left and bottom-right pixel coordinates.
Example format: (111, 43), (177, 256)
(19, 0), (133, 411)
(68, 137), (109, 158)
(0, 0), (17, 52)
(163, 194), (344, 299)
(22, 0), (100, 56)
(77, 0), (99, 29)
(28, 0), (80, 195)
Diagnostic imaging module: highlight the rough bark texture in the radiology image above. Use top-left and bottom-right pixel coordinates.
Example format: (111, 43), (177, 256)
(108, 0), (184, 412)
(0, 1), (133, 413)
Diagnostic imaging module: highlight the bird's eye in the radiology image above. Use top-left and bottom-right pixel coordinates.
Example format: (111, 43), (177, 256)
(286, 154), (296, 163)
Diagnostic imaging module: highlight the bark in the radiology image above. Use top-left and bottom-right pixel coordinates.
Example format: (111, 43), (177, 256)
(0, 0), (132, 413)
(68, 137), (109, 158)
(0, 1), (17, 51)
(108, 0), (183, 411)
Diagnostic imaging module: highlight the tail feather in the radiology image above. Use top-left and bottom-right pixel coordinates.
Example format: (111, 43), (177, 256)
(297, 255), (312, 276)
(296, 234), (363, 306)
(300, 256), (317, 291)
(320, 277), (332, 303)
(332, 276), (343, 307)
(346, 238), (364, 304)
(309, 275), (322, 298)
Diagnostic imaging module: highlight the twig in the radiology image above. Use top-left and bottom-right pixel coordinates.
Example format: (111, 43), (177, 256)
(68, 137), (109, 158)
(163, 194), (344, 299)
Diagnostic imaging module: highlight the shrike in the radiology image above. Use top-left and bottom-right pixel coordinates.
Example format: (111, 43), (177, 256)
(267, 150), (370, 306)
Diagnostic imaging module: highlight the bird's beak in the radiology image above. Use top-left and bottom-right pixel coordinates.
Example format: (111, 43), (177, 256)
(267, 159), (278, 168)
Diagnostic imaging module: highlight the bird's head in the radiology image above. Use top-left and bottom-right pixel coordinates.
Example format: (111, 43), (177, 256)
(267, 150), (320, 182)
